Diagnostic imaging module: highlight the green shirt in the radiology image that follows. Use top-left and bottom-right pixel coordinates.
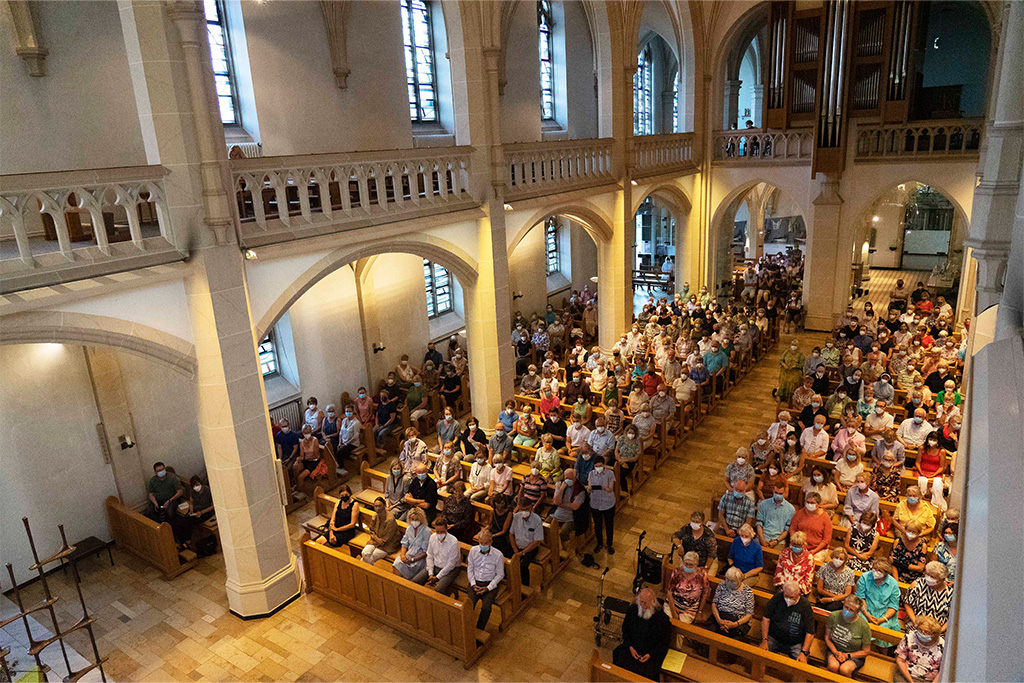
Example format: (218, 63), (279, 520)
(826, 611), (871, 653)
(147, 474), (180, 504)
(406, 385), (426, 410)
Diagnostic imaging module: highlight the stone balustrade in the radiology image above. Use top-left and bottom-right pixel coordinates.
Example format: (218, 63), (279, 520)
(711, 129), (814, 163)
(504, 138), (615, 201)
(854, 119), (983, 160)
(631, 132), (696, 178)
(0, 165), (177, 293)
(231, 147), (475, 247)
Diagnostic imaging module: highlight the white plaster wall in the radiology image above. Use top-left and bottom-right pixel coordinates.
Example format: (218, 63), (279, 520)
(50, 279), (195, 345)
(0, 1), (146, 174)
(570, 222), (598, 291)
(558, 0), (598, 139)
(368, 253), (432, 372)
(502, 3), (543, 144)
(0, 344), (114, 589)
(509, 224), (548, 316)
(238, 1), (413, 155)
(284, 264), (367, 407)
(244, 248), (336, 334)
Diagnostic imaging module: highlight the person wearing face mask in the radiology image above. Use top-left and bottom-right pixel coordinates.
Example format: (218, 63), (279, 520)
(398, 428), (428, 474)
(766, 411), (794, 450)
(273, 418), (301, 468)
(834, 445), (866, 494)
(890, 519), (928, 582)
(413, 517), (463, 593)
(649, 383), (677, 428)
(552, 468), (589, 548)
(842, 510), (880, 573)
(823, 595), (872, 676)
(726, 524), (763, 585)
(534, 434), (564, 482)
(403, 374), (429, 423)
(519, 460), (549, 509)
(487, 421), (514, 466)
(801, 464), (838, 511)
(496, 400), (518, 433)
(788, 493), (833, 560)
(511, 405), (539, 448)
(895, 615), (945, 683)
(897, 407), (936, 450)
(359, 497), (401, 564)
(145, 461), (184, 525)
(870, 428), (906, 469)
(929, 520), (958, 583)
(924, 361), (952, 394)
(748, 430), (774, 473)
(709, 566), (755, 639)
(466, 452), (492, 503)
(871, 371), (895, 404)
(565, 413), (592, 457)
(841, 471), (880, 528)
(465, 529), (505, 630)
(756, 483), (795, 549)
(724, 447), (756, 498)
(903, 561), (953, 634)
(789, 375), (816, 414)
(718, 479), (756, 539)
(892, 485), (937, 539)
(583, 416), (613, 460)
(667, 551), (711, 623)
(458, 417), (488, 458)
(863, 398), (894, 438)
(374, 389), (400, 444)
(702, 341), (729, 380)
(773, 532), (815, 595)
(391, 508), (431, 579)
(509, 500), (545, 586)
(487, 456), (515, 501)
(403, 464), (438, 523)
(774, 339), (804, 403)
(294, 426), (323, 486)
(302, 397), (325, 439)
(319, 485), (360, 548)
(855, 558), (901, 638)
(186, 476), (214, 523)
(332, 404), (360, 462)
(441, 482), (476, 542)
(350, 386), (374, 425)
(518, 363), (542, 398)
(816, 548), (855, 611)
(433, 409), (461, 453)
(761, 581), (815, 661)
(321, 404), (341, 454)
(587, 455), (617, 553)
(438, 362), (463, 413)
(539, 387), (563, 418)
(671, 511), (718, 574)
(383, 459), (412, 520)
(433, 441), (463, 494)
(914, 431), (947, 482)
(831, 415), (867, 466)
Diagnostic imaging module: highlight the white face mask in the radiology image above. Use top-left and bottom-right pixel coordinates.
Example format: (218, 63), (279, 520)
(924, 576), (941, 587)
(736, 457), (746, 466)
(859, 523), (871, 532)
(594, 466), (605, 473)
(768, 467), (778, 476)
(740, 536), (751, 546)
(410, 521), (421, 529)
(831, 558), (844, 568)
(757, 439), (766, 445)
(156, 470), (167, 478)
(805, 503), (818, 512)
(872, 570), (885, 580)
(784, 597), (798, 607)
(690, 522), (701, 530)
(193, 485), (202, 492)
(530, 468), (539, 476)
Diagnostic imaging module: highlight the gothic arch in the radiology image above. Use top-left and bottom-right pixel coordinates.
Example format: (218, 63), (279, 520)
(0, 311), (197, 378)
(632, 182), (692, 216)
(508, 201), (614, 257)
(255, 236), (479, 341)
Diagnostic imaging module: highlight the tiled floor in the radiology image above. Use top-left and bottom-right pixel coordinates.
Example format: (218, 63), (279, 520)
(5, 332), (831, 682)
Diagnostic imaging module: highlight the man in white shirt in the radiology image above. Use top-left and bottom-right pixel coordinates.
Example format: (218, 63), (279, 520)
(586, 418), (616, 462)
(799, 415), (830, 459)
(672, 366), (697, 404)
(896, 409), (934, 448)
(863, 400), (894, 437)
(510, 501), (545, 586)
(466, 530), (505, 630)
(414, 517), (462, 593)
(565, 417), (591, 456)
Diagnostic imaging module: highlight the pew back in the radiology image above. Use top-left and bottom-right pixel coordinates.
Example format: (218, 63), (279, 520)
(104, 496), (195, 579)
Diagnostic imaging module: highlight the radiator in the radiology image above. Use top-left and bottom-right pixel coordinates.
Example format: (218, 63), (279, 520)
(269, 398), (301, 428)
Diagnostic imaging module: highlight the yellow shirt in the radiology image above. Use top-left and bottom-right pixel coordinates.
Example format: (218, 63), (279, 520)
(894, 500), (936, 534)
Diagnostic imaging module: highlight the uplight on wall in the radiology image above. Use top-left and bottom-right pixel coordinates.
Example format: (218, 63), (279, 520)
(872, 215), (880, 223)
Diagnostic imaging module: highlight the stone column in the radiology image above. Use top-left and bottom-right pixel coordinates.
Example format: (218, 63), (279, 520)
(723, 79), (742, 129)
(803, 178), (845, 330)
(964, 0), (1024, 314)
(167, 0), (299, 617)
(751, 84), (764, 128)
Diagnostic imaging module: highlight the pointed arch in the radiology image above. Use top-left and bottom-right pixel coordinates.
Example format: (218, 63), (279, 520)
(508, 201), (614, 257)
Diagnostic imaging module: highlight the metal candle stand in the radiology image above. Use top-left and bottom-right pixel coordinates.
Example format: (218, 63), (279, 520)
(1, 518), (107, 682)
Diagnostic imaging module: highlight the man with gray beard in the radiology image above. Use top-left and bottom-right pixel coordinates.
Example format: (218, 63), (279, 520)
(612, 588), (671, 679)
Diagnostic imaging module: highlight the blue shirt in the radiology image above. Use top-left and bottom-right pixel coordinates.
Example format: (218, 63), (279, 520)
(728, 537), (764, 573)
(855, 573), (901, 630)
(498, 410), (518, 432)
(690, 366), (711, 383)
(274, 429), (300, 457)
(756, 498), (795, 540)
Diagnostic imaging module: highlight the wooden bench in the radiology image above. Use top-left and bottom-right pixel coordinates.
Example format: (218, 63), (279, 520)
(104, 496), (197, 579)
(300, 534), (491, 667)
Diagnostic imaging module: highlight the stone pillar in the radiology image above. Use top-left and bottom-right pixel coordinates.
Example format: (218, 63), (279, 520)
(964, 0), (1024, 314)
(994, 174), (1024, 340)
(803, 178), (845, 330)
(723, 80), (742, 129)
(751, 84), (764, 128)
(167, 0), (299, 617)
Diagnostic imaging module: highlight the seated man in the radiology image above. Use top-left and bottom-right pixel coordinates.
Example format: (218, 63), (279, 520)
(761, 581), (815, 662)
(405, 375), (430, 423)
(145, 461), (183, 523)
(467, 529), (505, 630)
(374, 388), (400, 444)
(274, 419), (301, 469)
(897, 408), (934, 449)
(539, 408), (568, 447)
(413, 517), (462, 594)
(871, 428), (906, 468)
(509, 499), (545, 587)
(424, 341), (444, 369)
(404, 464), (439, 523)
(488, 421), (514, 464)
(800, 414), (830, 459)
(564, 371), (591, 405)
(756, 482), (795, 549)
(586, 417), (616, 463)
(718, 480), (756, 538)
(612, 588), (671, 680)
(649, 384), (677, 426)
(863, 399), (894, 438)
(565, 415), (591, 456)
(439, 363), (463, 410)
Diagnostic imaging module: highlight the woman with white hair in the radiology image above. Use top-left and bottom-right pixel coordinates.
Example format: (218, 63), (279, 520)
(903, 561), (954, 634)
(667, 551), (710, 623)
(709, 566), (754, 638)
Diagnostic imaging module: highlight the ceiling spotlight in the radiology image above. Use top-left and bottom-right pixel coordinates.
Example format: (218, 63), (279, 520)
(503, 203), (513, 212)
(244, 249), (258, 260)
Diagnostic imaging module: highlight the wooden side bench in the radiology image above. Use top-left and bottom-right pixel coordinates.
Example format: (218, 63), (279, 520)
(104, 496), (197, 579)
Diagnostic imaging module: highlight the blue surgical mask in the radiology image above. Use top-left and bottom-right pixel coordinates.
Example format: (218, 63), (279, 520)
(907, 496), (919, 505)
(813, 475), (823, 483)
(479, 544), (490, 553)
(944, 533), (956, 544)
(733, 490), (743, 499)
(417, 473), (427, 481)
(791, 546), (803, 554)
(842, 609), (855, 620)
(773, 493), (785, 503)
(682, 566), (695, 574)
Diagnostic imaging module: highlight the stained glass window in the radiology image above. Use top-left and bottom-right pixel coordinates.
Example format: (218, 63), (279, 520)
(401, 0), (438, 122)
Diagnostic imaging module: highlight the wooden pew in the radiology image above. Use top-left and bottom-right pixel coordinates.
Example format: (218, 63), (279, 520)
(104, 496), (197, 579)
(588, 651), (694, 683)
(300, 534), (491, 667)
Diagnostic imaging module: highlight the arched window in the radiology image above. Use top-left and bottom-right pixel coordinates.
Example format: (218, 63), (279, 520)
(634, 47), (653, 135)
(258, 333), (279, 377)
(672, 74), (679, 133)
(545, 217), (560, 274)
(401, 0), (438, 123)
(204, 0), (240, 124)
(423, 259), (452, 318)
(538, 0), (556, 121)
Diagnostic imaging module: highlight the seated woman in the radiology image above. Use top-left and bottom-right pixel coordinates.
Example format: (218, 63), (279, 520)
(392, 508), (430, 579)
(749, 430), (774, 473)
(834, 450), (865, 494)
(512, 405), (539, 448)
(930, 521), (958, 583)
(433, 441), (463, 495)
(442, 482), (477, 542)
(488, 493), (514, 557)
(520, 461), (549, 510)
(322, 485), (360, 548)
(871, 450), (903, 503)
(439, 363), (463, 411)
(534, 434), (563, 482)
(615, 424), (643, 492)
(519, 364), (542, 397)
(855, 557), (902, 640)
(294, 425), (324, 488)
(360, 497), (402, 564)
(708, 567), (754, 639)
(801, 465), (839, 514)
(726, 523), (763, 585)
(895, 616), (945, 683)
(667, 551), (710, 624)
(756, 461), (788, 502)
(569, 394), (593, 426)
(824, 595), (872, 677)
(790, 374), (817, 412)
(626, 381), (650, 415)
(303, 397), (325, 439)
(434, 408), (461, 453)
(915, 432), (947, 480)
(904, 561), (954, 634)
(632, 408), (657, 451)
(603, 398), (625, 436)
(773, 531), (815, 594)
(891, 520), (928, 583)
(458, 417), (488, 458)
(321, 404), (340, 454)
(816, 547), (855, 611)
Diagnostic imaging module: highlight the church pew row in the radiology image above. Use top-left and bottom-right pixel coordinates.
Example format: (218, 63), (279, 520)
(355, 462), (569, 588)
(300, 533), (491, 668)
(104, 496), (198, 579)
(303, 488), (533, 631)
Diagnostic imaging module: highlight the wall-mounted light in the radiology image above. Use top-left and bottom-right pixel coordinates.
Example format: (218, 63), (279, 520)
(630, 180), (638, 186)
(244, 249), (258, 260)
(372, 342), (387, 354)
(503, 203), (513, 212)
(872, 216), (880, 223)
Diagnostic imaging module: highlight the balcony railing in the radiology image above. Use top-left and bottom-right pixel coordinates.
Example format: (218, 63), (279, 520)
(711, 129), (814, 163)
(854, 119), (983, 161)
(631, 133), (696, 178)
(231, 147), (475, 247)
(504, 138), (615, 201)
(0, 166), (179, 293)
